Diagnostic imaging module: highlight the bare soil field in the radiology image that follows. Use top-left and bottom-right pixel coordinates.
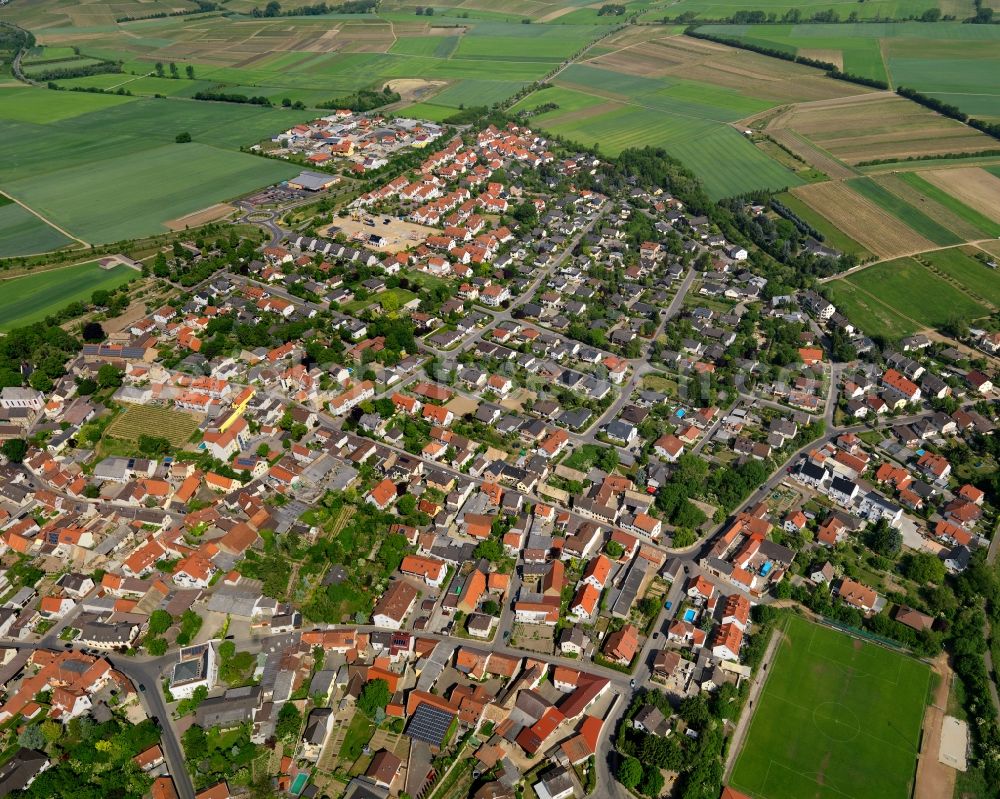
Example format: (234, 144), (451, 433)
(166, 203), (234, 230)
(792, 181), (935, 259)
(921, 168), (1000, 225)
(914, 656), (957, 799)
(765, 125), (857, 180)
(321, 214), (436, 253)
(387, 78), (447, 102)
(587, 34), (871, 105)
(773, 94), (995, 164)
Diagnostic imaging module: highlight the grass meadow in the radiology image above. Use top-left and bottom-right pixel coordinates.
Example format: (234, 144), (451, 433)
(829, 255), (991, 338)
(0, 262), (137, 330)
(730, 614), (931, 799)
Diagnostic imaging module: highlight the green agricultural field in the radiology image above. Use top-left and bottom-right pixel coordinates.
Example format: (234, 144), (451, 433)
(510, 61), (803, 198)
(0, 86), (135, 124)
(669, 0), (965, 21)
(919, 248), (1000, 307)
(830, 256), (991, 338)
(0, 89), (306, 243)
(106, 404), (201, 445)
(3, 142), (297, 244)
(0, 262), (137, 331)
(519, 97), (801, 198)
(846, 177), (963, 246)
(0, 201), (76, 257)
(773, 192), (870, 258)
(730, 614), (932, 799)
(825, 280), (919, 339)
(701, 23), (1000, 118)
(897, 172), (1000, 238)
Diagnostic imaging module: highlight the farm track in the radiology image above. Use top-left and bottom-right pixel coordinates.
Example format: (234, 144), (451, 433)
(819, 238), (998, 282)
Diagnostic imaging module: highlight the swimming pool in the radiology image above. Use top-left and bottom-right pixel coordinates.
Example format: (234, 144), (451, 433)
(683, 608), (697, 623)
(290, 773), (308, 796)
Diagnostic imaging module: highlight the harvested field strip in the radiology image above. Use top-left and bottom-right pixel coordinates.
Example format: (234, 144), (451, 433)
(774, 192), (870, 258)
(791, 181), (935, 260)
(920, 167), (1000, 225)
(871, 173), (993, 242)
(766, 128), (856, 180)
(846, 177), (963, 246)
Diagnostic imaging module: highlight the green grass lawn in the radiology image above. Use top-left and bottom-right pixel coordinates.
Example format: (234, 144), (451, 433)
(339, 711), (375, 763)
(730, 614), (932, 799)
(0, 262), (137, 331)
(0, 202), (75, 257)
(846, 177), (963, 247)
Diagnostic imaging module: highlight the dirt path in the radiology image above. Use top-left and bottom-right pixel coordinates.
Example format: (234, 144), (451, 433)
(0, 189), (88, 247)
(914, 655), (956, 799)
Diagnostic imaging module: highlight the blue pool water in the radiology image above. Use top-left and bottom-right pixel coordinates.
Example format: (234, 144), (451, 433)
(290, 774), (308, 795)
(761, 561), (773, 577)
(683, 608), (697, 622)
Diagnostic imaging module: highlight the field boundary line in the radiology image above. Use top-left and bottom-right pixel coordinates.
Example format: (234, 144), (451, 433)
(0, 190), (88, 247)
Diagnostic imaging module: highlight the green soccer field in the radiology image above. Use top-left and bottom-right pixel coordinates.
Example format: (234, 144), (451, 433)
(730, 614), (932, 799)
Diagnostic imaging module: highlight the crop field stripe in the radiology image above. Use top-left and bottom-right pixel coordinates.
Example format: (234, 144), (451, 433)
(846, 177), (963, 246)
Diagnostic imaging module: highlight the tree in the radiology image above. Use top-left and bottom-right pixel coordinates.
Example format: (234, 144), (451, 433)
(175, 131), (192, 143)
(97, 364), (124, 389)
(146, 637), (167, 656)
(2, 438), (28, 464)
(482, 599), (500, 616)
(618, 756), (642, 789)
(276, 702), (301, 739)
(397, 494), (417, 516)
(76, 377), (98, 395)
(155, 62), (164, 77)
(185, 65), (195, 79)
(358, 678), (390, 718)
(219, 640), (236, 660)
(865, 520), (902, 558)
(604, 540), (624, 558)
(147, 609), (172, 635)
(168, 61), (179, 78)
(902, 552), (945, 585)
(639, 762), (665, 797)
(18, 724), (45, 750)
(81, 322), (105, 342)
(474, 537), (504, 563)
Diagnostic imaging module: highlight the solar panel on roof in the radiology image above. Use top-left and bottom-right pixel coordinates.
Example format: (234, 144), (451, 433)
(406, 704), (454, 746)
